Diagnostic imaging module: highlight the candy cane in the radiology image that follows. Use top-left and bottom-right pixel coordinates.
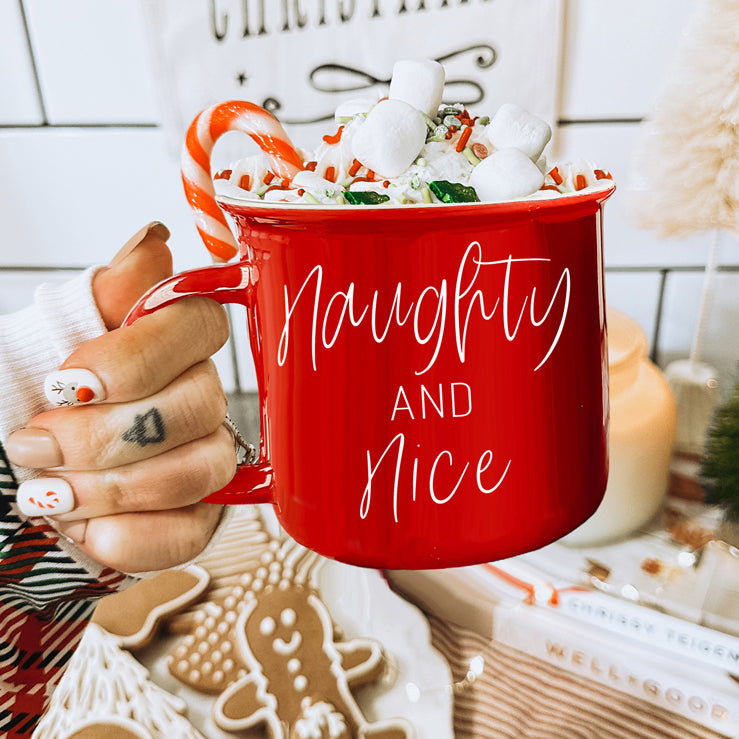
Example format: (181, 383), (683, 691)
(181, 101), (305, 261)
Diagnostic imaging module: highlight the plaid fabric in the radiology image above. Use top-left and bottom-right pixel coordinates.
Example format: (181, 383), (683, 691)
(0, 444), (130, 737)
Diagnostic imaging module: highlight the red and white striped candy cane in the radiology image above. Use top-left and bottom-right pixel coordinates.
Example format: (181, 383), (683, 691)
(181, 100), (304, 261)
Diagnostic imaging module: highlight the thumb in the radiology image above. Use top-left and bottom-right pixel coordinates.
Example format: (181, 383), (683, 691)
(93, 222), (174, 330)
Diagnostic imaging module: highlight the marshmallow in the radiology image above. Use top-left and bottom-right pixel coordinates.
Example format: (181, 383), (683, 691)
(487, 103), (552, 161)
(292, 170), (338, 192)
(352, 99), (427, 179)
(389, 59), (445, 118)
(470, 148), (545, 202)
(334, 97), (376, 122)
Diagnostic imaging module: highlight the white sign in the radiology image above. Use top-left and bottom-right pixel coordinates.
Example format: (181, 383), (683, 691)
(143, 0), (564, 163)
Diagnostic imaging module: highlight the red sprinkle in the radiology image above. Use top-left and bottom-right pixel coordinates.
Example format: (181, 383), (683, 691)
(324, 166), (336, 182)
(306, 161), (318, 172)
(445, 131), (453, 140)
(349, 159), (362, 176)
(594, 169), (613, 180)
(455, 126), (473, 153)
(214, 169), (232, 180)
(263, 171), (275, 185)
(448, 125), (458, 134)
(575, 174), (587, 191)
(322, 126), (345, 145)
(238, 174), (251, 190)
(549, 167), (563, 185)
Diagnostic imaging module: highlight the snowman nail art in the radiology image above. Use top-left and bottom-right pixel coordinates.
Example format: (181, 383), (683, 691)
(17, 478), (75, 517)
(44, 369), (105, 406)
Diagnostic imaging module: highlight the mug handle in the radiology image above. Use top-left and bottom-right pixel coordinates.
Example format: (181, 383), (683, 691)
(122, 261), (275, 506)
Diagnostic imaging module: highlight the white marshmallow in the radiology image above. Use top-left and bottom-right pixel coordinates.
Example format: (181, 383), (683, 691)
(389, 59), (445, 118)
(334, 97), (376, 122)
(352, 99), (427, 179)
(292, 170), (338, 192)
(487, 103), (552, 161)
(470, 148), (545, 202)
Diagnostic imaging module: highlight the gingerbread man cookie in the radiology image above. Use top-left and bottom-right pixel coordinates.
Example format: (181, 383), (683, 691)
(212, 568), (414, 738)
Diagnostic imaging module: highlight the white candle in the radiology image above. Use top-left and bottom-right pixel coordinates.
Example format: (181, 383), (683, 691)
(562, 308), (677, 546)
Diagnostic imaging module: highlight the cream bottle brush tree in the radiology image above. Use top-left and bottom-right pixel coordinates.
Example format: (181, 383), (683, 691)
(626, 0), (739, 457)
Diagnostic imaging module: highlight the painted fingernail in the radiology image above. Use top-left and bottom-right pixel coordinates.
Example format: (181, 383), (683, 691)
(44, 368), (106, 406)
(17, 478), (75, 517)
(4, 428), (64, 468)
(110, 221), (171, 267)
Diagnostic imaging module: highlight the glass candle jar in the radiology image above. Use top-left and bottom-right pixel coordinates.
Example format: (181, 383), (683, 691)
(562, 308), (677, 547)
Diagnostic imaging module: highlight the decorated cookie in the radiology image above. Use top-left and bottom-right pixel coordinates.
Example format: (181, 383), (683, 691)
(91, 565), (209, 648)
(33, 624), (205, 739)
(204, 544), (413, 738)
(168, 504), (273, 634)
(66, 716), (151, 739)
(167, 539), (323, 693)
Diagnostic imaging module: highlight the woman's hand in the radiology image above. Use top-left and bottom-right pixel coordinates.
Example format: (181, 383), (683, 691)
(5, 223), (235, 573)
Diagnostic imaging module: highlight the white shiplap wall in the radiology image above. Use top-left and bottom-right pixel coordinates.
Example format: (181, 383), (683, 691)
(1, 0), (737, 393)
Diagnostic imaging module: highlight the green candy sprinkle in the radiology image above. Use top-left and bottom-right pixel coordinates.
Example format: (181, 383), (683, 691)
(422, 112), (437, 132)
(477, 115), (490, 126)
(421, 187), (433, 204)
(427, 125), (448, 142)
(429, 180), (480, 203)
(302, 191), (321, 204)
(345, 191), (390, 205)
(461, 146), (481, 166)
(410, 174), (421, 190)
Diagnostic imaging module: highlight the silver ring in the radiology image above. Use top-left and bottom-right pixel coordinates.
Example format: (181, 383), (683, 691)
(223, 414), (258, 466)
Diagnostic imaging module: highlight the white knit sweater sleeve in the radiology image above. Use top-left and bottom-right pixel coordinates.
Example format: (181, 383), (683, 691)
(0, 266), (107, 481)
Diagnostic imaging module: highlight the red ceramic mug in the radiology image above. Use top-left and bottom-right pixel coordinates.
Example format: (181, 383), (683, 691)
(126, 187), (614, 569)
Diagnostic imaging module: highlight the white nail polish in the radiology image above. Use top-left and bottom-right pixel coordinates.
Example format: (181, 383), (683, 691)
(17, 478), (75, 517)
(44, 368), (106, 406)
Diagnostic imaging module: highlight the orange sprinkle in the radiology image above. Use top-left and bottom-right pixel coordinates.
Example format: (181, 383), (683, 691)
(594, 169), (613, 180)
(350, 176), (375, 184)
(324, 166), (336, 182)
(214, 169), (232, 180)
(263, 171), (275, 184)
(366, 169), (376, 181)
(306, 161), (318, 172)
(349, 159), (362, 176)
(455, 126), (473, 153)
(297, 189), (305, 196)
(575, 174), (587, 191)
(264, 184), (288, 193)
(540, 184), (560, 192)
(322, 126), (345, 145)
(549, 167), (563, 185)
(448, 125), (458, 134)
(383, 180), (390, 188)
(238, 174), (251, 190)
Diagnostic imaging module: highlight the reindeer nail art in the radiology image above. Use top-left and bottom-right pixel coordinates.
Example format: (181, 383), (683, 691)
(44, 369), (105, 406)
(17, 478), (75, 517)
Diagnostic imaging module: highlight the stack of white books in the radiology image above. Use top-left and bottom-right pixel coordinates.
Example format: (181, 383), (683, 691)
(387, 501), (739, 737)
